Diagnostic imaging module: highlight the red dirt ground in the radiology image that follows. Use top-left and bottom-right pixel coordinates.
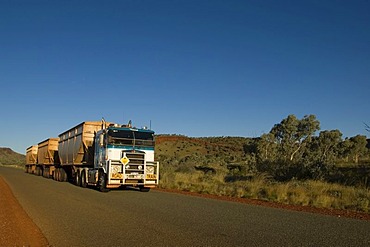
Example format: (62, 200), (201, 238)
(0, 176), (49, 246)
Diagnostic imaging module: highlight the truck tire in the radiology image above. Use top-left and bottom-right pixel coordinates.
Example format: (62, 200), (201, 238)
(43, 167), (48, 178)
(98, 172), (110, 192)
(56, 168), (61, 182)
(75, 170), (81, 187)
(36, 167), (40, 176)
(60, 169), (67, 182)
(53, 169), (57, 181)
(81, 170), (87, 188)
(56, 169), (60, 181)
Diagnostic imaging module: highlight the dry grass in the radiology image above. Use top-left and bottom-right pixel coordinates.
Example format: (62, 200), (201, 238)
(159, 170), (370, 213)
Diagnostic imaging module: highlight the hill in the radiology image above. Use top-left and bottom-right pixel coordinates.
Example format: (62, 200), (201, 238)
(154, 135), (370, 214)
(155, 135), (253, 173)
(0, 148), (25, 167)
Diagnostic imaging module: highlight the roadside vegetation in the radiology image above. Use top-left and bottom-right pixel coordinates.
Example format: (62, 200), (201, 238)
(156, 114), (370, 213)
(1, 116), (369, 213)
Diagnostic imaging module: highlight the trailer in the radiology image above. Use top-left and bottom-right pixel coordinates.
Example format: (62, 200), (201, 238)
(37, 138), (59, 178)
(25, 145), (38, 174)
(56, 121), (104, 183)
(27, 120), (159, 192)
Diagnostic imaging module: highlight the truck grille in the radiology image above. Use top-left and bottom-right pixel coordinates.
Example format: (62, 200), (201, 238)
(123, 151), (145, 177)
(109, 151), (158, 186)
(125, 152), (145, 166)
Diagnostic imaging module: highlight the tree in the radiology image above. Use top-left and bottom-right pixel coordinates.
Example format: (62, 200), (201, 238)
(270, 114), (320, 162)
(311, 130), (343, 164)
(257, 133), (278, 162)
(339, 138), (353, 162)
(348, 135), (368, 163)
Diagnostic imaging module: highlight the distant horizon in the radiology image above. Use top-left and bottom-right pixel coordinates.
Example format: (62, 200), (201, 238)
(4, 116), (369, 155)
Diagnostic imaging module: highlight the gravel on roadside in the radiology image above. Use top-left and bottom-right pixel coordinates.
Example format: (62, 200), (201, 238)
(0, 176), (49, 246)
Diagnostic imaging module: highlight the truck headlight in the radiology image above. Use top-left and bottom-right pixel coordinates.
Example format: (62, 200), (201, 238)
(112, 165), (121, 173)
(146, 166), (155, 174)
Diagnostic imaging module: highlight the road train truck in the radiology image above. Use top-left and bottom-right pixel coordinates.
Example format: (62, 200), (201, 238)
(26, 120), (159, 192)
(26, 138), (59, 177)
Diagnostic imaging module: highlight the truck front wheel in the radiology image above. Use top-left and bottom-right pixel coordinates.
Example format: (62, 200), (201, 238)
(98, 172), (110, 192)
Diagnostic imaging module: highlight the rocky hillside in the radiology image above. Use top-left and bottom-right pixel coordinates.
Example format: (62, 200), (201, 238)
(0, 148), (25, 167)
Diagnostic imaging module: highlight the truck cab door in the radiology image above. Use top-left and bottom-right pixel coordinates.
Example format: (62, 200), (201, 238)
(94, 133), (105, 169)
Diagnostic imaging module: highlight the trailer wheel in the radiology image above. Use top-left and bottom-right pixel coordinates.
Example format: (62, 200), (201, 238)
(81, 170), (87, 188)
(56, 168), (61, 182)
(98, 172), (110, 192)
(75, 170), (81, 187)
(53, 169), (57, 181)
(60, 169), (67, 182)
(56, 168), (61, 181)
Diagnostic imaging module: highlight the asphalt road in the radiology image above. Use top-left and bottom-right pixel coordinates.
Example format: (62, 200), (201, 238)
(1, 166), (370, 247)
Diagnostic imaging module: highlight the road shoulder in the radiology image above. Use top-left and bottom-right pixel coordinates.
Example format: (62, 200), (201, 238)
(0, 175), (49, 246)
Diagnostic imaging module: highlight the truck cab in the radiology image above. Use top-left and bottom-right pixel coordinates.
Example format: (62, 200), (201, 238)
(90, 125), (159, 192)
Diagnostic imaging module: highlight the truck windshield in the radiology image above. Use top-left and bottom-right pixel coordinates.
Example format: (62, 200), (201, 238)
(107, 129), (155, 147)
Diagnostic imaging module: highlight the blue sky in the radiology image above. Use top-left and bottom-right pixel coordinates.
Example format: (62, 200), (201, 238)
(1, 0), (369, 154)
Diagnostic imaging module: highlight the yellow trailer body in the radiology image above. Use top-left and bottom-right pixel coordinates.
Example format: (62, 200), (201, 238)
(58, 121), (105, 166)
(38, 138), (59, 165)
(26, 145), (38, 164)
(25, 145), (38, 174)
